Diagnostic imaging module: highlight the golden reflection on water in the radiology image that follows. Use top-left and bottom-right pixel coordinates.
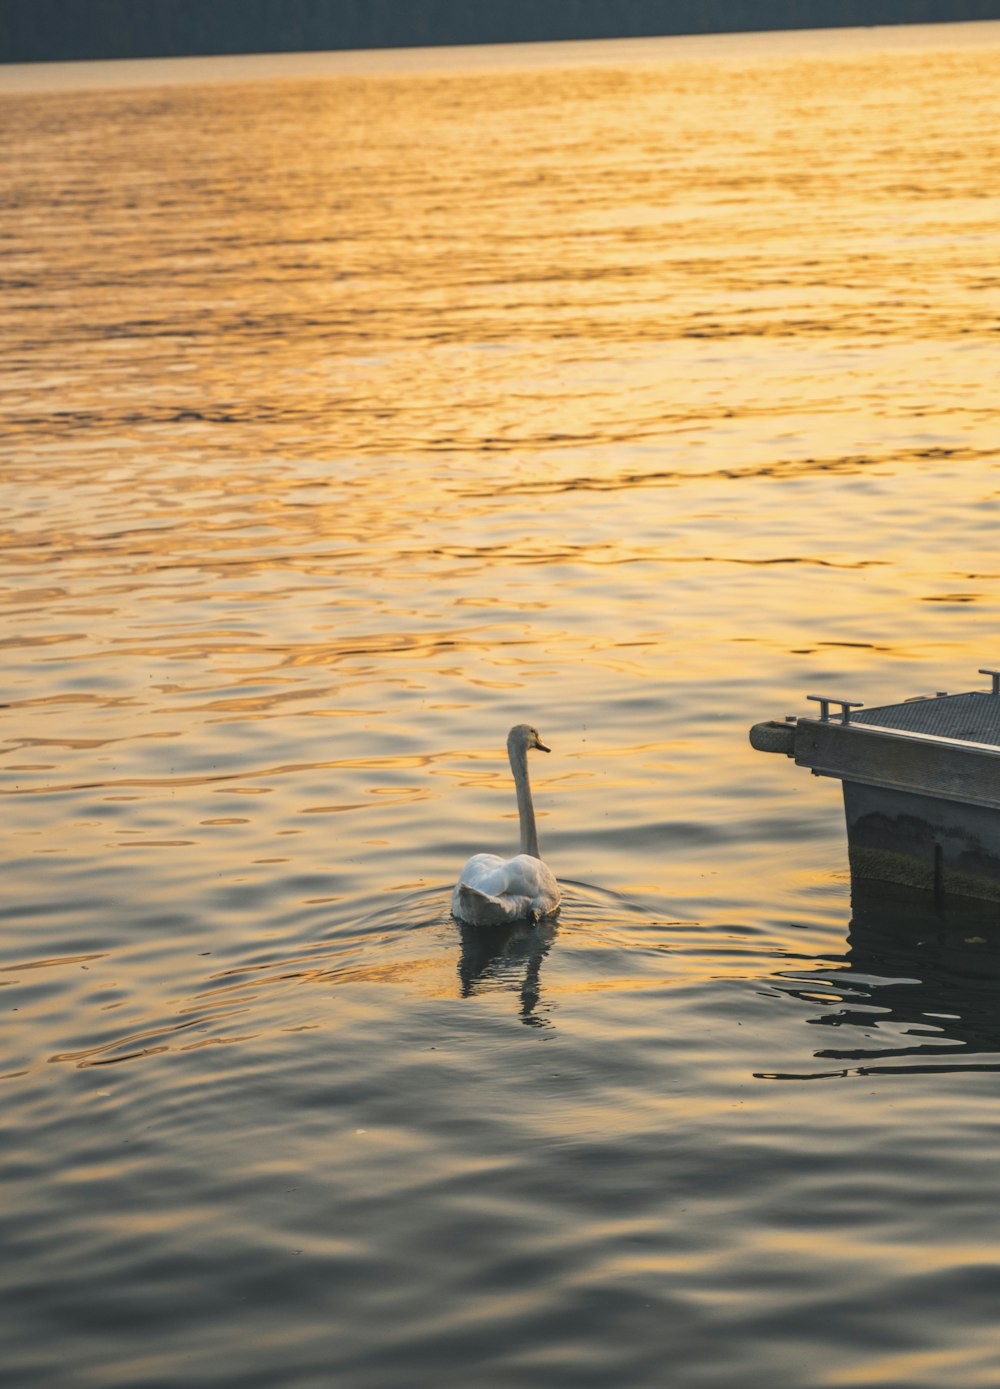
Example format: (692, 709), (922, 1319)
(2, 10), (1000, 1342)
(3, 30), (1000, 1073)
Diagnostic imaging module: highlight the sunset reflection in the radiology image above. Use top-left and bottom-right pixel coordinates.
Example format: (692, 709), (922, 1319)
(4, 24), (1000, 1389)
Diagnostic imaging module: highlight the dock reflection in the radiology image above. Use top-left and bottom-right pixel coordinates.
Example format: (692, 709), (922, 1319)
(778, 884), (1000, 1074)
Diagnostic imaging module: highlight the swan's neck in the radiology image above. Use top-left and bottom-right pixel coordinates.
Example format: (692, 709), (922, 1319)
(510, 741), (540, 859)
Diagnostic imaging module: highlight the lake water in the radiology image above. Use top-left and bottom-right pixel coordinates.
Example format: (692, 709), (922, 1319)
(4, 21), (1000, 1387)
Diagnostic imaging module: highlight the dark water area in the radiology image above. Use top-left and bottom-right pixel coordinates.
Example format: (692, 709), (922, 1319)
(3, 24), (1000, 1388)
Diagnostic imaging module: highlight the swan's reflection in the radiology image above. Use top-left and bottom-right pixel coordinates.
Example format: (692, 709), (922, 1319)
(775, 884), (1000, 1075)
(455, 917), (558, 1028)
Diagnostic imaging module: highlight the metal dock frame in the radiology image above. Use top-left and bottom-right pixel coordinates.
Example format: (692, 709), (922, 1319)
(750, 676), (1000, 905)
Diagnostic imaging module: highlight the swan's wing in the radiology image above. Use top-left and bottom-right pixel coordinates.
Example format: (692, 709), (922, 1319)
(456, 854), (508, 894)
(453, 853), (560, 924)
(452, 881), (527, 926)
(457, 853), (554, 897)
(501, 854), (559, 903)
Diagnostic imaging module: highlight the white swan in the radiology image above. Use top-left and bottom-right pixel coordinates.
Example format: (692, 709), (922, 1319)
(451, 724), (561, 926)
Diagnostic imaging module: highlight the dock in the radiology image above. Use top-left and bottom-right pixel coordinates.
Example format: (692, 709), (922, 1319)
(750, 671), (1000, 904)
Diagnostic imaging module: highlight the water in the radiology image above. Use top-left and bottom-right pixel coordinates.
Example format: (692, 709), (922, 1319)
(3, 22), (1000, 1387)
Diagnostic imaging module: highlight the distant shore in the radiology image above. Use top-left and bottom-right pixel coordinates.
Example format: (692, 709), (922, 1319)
(3, 18), (999, 94)
(2, 0), (999, 66)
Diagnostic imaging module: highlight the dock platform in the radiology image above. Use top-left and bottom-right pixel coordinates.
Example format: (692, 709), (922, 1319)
(750, 672), (1000, 904)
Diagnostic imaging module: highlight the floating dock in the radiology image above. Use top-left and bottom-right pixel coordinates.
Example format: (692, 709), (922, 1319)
(750, 671), (1000, 905)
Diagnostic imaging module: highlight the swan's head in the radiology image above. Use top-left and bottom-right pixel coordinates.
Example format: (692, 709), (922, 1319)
(508, 724), (551, 755)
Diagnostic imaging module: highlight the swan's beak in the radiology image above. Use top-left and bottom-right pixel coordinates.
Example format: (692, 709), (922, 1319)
(534, 737), (551, 753)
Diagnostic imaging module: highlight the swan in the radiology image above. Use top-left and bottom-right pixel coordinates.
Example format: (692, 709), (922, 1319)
(451, 724), (561, 927)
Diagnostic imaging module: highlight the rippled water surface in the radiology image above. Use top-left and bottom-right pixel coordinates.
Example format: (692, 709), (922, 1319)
(4, 23), (1000, 1387)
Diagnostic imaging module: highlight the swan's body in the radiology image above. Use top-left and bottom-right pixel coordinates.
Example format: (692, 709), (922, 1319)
(452, 852), (560, 927)
(451, 725), (561, 927)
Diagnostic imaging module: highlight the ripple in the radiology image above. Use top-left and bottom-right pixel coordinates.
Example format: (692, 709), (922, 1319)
(6, 30), (1000, 1389)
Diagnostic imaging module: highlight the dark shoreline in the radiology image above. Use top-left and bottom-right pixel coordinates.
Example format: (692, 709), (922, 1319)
(3, 0), (999, 66)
